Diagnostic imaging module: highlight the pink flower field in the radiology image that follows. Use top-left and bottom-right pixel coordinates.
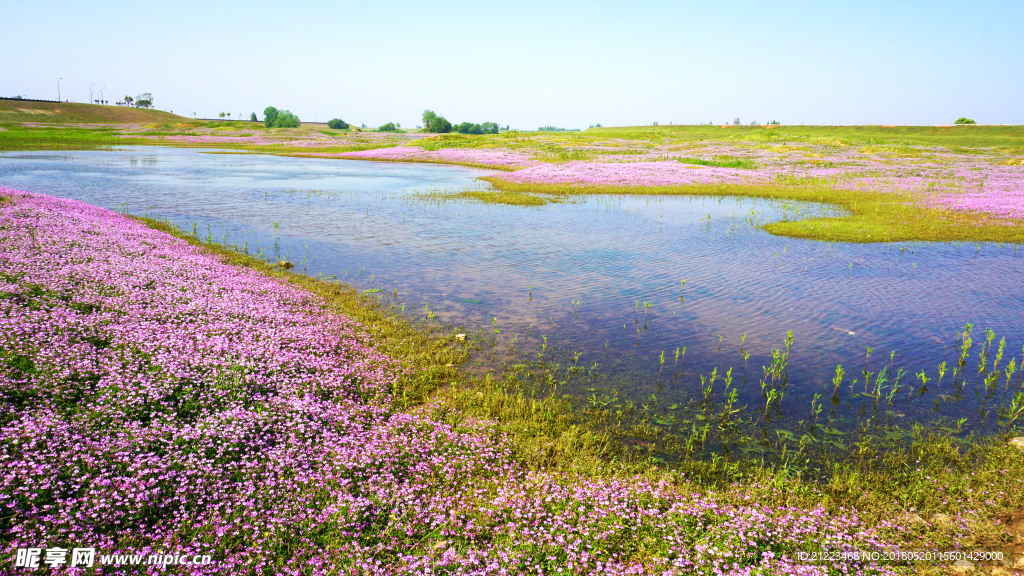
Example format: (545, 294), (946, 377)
(0, 187), (908, 574)
(337, 145), (539, 169)
(486, 145), (1024, 219)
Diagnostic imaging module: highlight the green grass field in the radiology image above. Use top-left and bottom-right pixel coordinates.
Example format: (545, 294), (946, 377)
(587, 123), (1024, 149)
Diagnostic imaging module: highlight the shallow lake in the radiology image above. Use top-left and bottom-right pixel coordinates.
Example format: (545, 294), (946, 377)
(3, 147), (1023, 436)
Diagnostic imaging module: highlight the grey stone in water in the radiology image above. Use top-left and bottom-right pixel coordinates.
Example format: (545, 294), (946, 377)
(1008, 437), (1024, 451)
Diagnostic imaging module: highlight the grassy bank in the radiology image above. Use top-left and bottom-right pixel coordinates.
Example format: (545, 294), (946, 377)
(0, 99), (186, 124)
(134, 217), (467, 407)
(0, 122), (404, 154)
(481, 178), (1024, 243)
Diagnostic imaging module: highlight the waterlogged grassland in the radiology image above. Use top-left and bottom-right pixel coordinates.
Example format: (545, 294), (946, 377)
(4, 118), (1023, 243)
(346, 125), (1024, 243)
(482, 180), (1024, 243)
(3, 188), (1024, 573)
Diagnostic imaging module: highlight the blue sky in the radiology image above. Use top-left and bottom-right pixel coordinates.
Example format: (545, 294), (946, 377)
(3, 0), (1022, 127)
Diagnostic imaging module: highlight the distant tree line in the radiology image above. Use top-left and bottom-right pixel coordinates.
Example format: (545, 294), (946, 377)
(538, 126), (578, 132)
(420, 110), (500, 134)
(455, 122), (499, 134)
(263, 107), (300, 128)
(378, 122), (402, 132)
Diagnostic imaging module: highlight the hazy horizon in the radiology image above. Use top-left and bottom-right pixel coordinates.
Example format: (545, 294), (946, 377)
(4, 0), (1022, 129)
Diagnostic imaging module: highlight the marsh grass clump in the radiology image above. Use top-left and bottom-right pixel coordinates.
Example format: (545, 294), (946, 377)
(676, 155), (757, 169)
(456, 189), (551, 206)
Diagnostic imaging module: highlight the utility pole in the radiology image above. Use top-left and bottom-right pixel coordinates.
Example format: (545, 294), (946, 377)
(99, 87), (106, 105)
(57, 77), (62, 102)
(89, 83), (95, 105)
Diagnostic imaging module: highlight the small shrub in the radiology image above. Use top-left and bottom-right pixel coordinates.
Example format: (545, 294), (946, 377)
(327, 119), (349, 130)
(954, 117), (977, 125)
(377, 122), (401, 132)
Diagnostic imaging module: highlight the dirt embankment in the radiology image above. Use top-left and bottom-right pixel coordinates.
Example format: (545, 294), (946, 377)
(0, 99), (186, 124)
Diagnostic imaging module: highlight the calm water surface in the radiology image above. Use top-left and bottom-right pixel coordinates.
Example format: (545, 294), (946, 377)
(3, 147), (1023, 432)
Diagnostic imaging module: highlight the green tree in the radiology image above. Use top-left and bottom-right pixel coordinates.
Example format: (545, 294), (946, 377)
(422, 110), (437, 130)
(954, 117), (977, 125)
(250, 112), (257, 122)
(135, 93), (153, 108)
(421, 110), (452, 133)
(378, 122), (401, 132)
(327, 118), (349, 129)
(263, 107), (279, 128)
(274, 110), (300, 128)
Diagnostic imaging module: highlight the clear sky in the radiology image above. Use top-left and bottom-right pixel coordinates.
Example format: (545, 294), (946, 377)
(3, 0), (1022, 128)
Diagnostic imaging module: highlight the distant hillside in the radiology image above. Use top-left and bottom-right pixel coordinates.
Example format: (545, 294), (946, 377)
(0, 99), (186, 124)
